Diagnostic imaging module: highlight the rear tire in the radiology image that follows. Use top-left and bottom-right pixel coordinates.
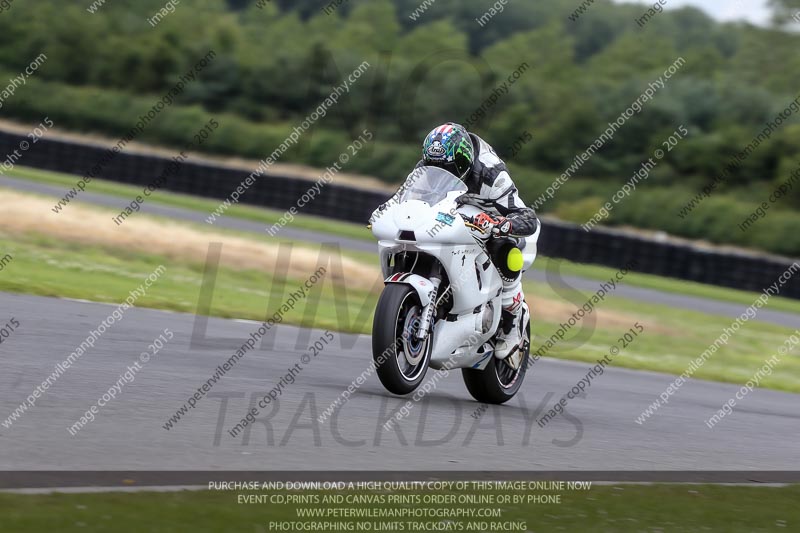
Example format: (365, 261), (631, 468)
(372, 284), (432, 395)
(461, 323), (529, 404)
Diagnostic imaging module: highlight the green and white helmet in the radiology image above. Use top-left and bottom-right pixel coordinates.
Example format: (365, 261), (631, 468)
(422, 122), (474, 179)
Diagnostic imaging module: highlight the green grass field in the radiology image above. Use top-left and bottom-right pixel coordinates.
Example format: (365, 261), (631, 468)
(1, 485), (797, 532)
(11, 165), (800, 315)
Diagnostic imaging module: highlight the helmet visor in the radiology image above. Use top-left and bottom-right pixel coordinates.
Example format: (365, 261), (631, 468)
(426, 159), (462, 179)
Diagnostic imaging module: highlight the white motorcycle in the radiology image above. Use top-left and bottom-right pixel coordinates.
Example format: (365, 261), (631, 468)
(370, 166), (540, 404)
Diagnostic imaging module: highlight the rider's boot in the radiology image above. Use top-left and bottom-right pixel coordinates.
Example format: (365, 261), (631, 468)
(495, 289), (528, 369)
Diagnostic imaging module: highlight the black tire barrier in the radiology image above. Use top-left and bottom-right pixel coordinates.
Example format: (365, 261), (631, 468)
(1, 129), (797, 300)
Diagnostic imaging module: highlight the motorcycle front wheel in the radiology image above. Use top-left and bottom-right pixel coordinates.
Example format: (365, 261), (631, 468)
(372, 284), (432, 395)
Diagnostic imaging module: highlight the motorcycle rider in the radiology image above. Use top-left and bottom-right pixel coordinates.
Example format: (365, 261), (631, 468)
(417, 122), (539, 364)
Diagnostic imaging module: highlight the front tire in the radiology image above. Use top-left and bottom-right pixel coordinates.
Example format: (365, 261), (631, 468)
(461, 323), (529, 404)
(372, 284), (432, 395)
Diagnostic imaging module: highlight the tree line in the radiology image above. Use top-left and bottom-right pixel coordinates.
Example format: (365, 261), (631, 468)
(0, 0), (798, 255)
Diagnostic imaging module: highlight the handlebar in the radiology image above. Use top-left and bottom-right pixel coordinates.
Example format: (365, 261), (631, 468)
(461, 214), (487, 234)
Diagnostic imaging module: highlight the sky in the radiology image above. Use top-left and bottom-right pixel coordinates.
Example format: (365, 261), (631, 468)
(616, 0), (773, 25)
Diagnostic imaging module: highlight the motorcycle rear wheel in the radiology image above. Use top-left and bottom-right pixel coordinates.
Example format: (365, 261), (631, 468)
(461, 323), (529, 404)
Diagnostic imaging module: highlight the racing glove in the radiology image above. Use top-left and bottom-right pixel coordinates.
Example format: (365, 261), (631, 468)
(491, 216), (513, 237)
(471, 213), (512, 238)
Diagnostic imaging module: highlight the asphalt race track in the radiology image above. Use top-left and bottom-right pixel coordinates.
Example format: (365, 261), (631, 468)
(2, 174), (798, 329)
(1, 292), (798, 475)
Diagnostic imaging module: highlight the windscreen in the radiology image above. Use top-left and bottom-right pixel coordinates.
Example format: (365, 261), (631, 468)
(396, 166), (467, 206)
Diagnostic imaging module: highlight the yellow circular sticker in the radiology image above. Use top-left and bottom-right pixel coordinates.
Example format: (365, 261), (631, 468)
(507, 247), (524, 272)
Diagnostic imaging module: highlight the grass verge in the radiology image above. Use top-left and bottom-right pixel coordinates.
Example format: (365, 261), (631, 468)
(1, 485), (797, 532)
(0, 232), (375, 335)
(7, 165), (372, 242)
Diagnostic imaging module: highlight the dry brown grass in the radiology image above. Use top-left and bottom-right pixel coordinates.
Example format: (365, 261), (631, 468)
(0, 189), (378, 293)
(528, 295), (670, 334)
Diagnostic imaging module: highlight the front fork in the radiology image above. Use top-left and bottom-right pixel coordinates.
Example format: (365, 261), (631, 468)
(415, 276), (440, 340)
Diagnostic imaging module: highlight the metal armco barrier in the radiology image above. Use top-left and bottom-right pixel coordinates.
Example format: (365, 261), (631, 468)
(1, 129), (798, 299)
